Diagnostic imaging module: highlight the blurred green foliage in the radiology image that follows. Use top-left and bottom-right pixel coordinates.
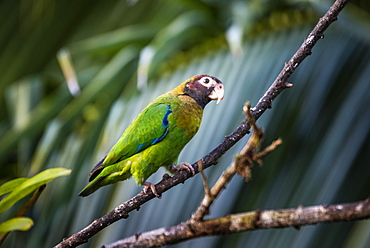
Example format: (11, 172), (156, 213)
(0, 0), (369, 247)
(0, 168), (70, 244)
(0, 217), (33, 235)
(0, 168), (71, 214)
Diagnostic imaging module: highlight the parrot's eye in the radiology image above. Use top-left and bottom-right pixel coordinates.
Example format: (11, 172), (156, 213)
(198, 76), (218, 87)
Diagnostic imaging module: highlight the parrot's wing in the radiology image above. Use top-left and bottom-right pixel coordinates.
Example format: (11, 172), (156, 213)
(106, 103), (172, 163)
(89, 103), (172, 180)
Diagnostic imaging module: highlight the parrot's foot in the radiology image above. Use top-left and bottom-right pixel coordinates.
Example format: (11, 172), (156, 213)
(143, 181), (161, 198)
(169, 162), (195, 176)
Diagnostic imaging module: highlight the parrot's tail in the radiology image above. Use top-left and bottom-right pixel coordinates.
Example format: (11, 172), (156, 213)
(78, 176), (106, 197)
(78, 170), (132, 197)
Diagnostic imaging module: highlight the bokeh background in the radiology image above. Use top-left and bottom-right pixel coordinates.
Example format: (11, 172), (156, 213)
(1, 0), (369, 247)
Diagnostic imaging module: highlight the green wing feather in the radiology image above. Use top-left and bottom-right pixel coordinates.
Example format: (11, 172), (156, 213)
(104, 103), (172, 166)
(79, 103), (173, 196)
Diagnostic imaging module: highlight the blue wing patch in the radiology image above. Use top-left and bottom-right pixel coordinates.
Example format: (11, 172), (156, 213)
(134, 105), (172, 154)
(162, 107), (172, 126)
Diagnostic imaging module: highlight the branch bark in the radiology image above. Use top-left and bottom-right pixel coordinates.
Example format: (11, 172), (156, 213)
(190, 104), (279, 222)
(55, 0), (350, 247)
(103, 199), (370, 248)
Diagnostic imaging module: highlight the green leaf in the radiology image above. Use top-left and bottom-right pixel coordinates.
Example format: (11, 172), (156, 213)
(0, 168), (71, 214)
(0, 178), (28, 197)
(0, 217), (34, 234)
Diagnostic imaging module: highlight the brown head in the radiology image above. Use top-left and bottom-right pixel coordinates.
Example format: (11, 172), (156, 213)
(173, 74), (224, 108)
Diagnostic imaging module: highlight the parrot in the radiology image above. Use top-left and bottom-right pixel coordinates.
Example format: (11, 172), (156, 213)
(78, 74), (224, 197)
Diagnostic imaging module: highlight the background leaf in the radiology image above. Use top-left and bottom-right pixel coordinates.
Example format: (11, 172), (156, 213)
(0, 179), (28, 197)
(0, 217), (34, 235)
(0, 168), (71, 214)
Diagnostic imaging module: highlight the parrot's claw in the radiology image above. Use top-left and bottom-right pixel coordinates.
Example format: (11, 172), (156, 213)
(170, 162), (195, 176)
(143, 181), (161, 198)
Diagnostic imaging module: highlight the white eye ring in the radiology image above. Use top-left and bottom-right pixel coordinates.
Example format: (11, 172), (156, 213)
(201, 77), (213, 86)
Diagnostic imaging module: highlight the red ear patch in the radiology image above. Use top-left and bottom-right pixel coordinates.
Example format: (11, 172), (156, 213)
(187, 82), (196, 89)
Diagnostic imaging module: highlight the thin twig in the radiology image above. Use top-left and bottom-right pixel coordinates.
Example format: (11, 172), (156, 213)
(190, 160), (237, 221)
(255, 138), (283, 161)
(197, 159), (211, 197)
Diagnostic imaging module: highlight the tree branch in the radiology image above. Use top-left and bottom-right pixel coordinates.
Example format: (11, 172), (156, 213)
(55, 0), (350, 247)
(190, 104), (277, 222)
(103, 199), (370, 248)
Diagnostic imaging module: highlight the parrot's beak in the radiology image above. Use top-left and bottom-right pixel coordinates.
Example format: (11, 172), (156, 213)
(209, 84), (224, 104)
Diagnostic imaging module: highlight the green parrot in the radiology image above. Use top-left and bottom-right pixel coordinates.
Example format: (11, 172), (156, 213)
(78, 74), (224, 197)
